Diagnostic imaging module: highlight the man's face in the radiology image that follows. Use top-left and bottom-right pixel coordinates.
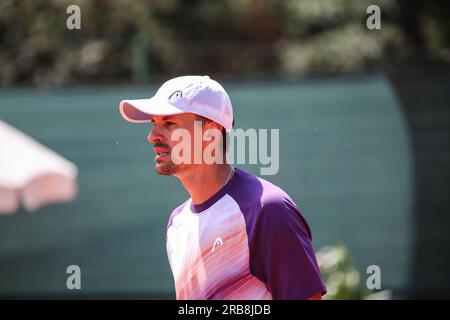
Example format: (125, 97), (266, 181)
(148, 113), (206, 176)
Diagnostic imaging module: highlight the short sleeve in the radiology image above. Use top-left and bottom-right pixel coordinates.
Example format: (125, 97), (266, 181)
(250, 196), (326, 300)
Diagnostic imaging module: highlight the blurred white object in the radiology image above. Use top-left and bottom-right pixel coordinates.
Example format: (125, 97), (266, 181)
(0, 120), (78, 214)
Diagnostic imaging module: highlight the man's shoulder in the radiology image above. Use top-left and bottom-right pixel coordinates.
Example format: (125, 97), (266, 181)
(258, 177), (294, 206)
(171, 199), (189, 214)
(230, 168), (299, 217)
(233, 169), (313, 241)
(232, 168), (293, 205)
(166, 199), (190, 229)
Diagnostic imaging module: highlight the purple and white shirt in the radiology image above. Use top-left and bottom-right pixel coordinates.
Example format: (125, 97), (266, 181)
(166, 168), (326, 300)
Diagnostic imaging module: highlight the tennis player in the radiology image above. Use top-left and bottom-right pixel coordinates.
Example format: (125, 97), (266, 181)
(119, 75), (326, 300)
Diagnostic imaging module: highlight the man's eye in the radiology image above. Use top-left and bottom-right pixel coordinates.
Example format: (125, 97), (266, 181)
(164, 122), (175, 127)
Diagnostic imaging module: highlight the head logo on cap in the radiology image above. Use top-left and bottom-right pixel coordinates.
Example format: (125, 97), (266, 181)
(168, 90), (182, 101)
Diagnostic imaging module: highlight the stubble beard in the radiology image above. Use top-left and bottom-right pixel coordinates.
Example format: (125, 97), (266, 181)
(155, 160), (187, 176)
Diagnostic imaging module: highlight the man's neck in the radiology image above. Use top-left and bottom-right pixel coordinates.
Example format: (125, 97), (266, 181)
(178, 164), (234, 205)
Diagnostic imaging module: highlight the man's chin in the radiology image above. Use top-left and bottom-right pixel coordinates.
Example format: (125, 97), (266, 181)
(154, 163), (177, 176)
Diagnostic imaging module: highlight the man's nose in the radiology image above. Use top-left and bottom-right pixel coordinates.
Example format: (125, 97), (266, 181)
(148, 126), (162, 144)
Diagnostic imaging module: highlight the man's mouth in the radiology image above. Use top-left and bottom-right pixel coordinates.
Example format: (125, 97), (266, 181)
(153, 145), (170, 156)
(153, 146), (171, 161)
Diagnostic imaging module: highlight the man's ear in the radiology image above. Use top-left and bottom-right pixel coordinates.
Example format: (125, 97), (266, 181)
(203, 121), (222, 142)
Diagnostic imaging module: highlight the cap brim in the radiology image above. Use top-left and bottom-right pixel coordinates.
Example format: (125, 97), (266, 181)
(119, 97), (184, 123)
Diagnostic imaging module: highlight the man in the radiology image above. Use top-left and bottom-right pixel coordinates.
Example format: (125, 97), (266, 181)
(119, 75), (326, 300)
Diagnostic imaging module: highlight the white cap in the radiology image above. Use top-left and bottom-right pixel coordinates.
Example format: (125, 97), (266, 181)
(119, 75), (234, 131)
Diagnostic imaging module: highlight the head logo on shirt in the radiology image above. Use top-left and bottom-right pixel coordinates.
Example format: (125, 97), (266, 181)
(211, 237), (223, 253)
